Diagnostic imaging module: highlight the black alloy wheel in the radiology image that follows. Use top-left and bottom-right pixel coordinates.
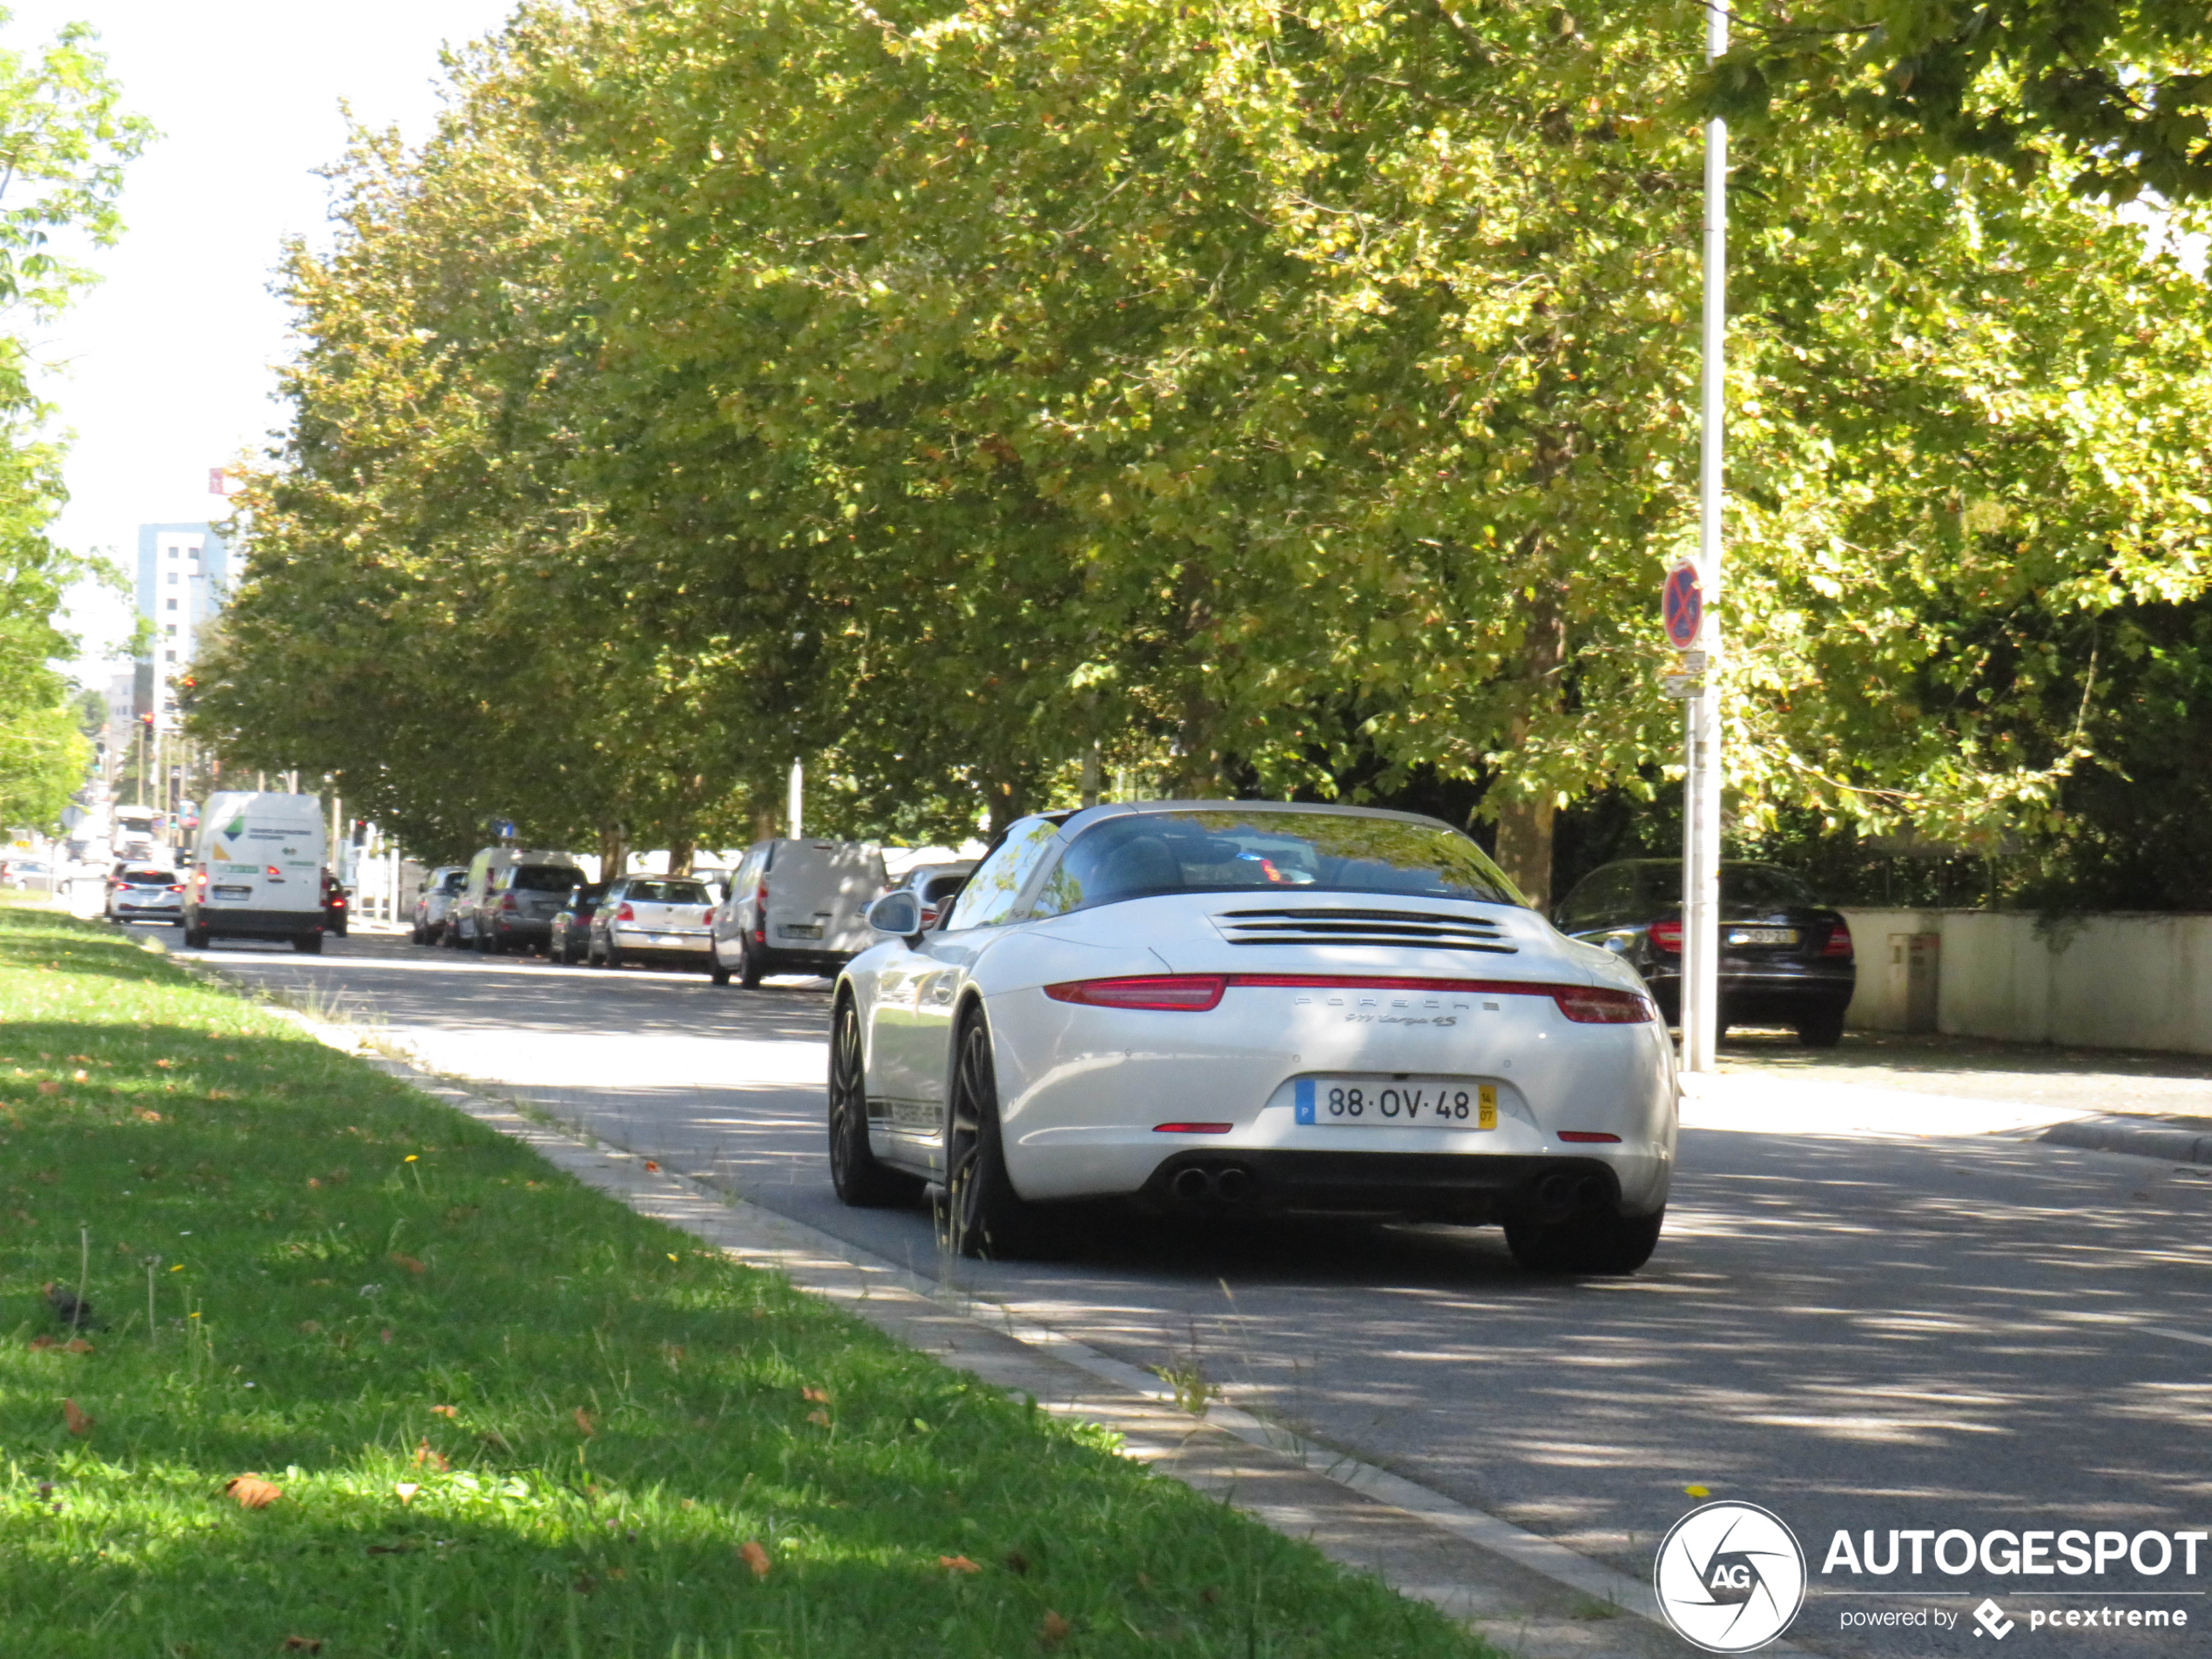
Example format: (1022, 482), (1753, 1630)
(1504, 1206), (1664, 1275)
(941, 1015), (1055, 1259)
(827, 997), (924, 1207)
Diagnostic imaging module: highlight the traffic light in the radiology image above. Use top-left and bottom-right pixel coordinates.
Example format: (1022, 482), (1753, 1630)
(176, 674), (199, 712)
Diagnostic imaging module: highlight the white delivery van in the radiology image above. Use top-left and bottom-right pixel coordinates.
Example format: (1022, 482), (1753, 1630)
(709, 839), (887, 988)
(183, 792), (328, 953)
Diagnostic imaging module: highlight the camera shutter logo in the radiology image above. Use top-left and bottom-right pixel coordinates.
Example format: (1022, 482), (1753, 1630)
(1655, 1501), (1808, 1653)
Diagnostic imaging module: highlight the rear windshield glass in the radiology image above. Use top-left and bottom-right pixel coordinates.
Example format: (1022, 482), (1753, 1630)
(509, 866), (582, 894)
(570, 882), (607, 903)
(439, 870), (467, 891)
(1035, 810), (1523, 914)
(922, 873), (968, 903)
(1721, 863), (1815, 910)
(121, 867), (172, 883)
(625, 879), (710, 904)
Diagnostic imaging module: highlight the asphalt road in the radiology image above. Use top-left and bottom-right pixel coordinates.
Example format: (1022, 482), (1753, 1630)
(152, 923), (2212, 1656)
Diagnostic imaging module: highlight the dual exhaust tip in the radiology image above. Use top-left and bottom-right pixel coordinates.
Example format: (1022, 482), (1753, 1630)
(1170, 1164), (1253, 1206)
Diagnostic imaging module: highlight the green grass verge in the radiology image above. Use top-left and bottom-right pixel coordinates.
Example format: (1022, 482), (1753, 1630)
(0, 900), (1504, 1658)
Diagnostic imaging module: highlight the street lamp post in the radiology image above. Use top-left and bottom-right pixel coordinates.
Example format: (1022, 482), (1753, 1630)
(1681, 0), (1729, 1074)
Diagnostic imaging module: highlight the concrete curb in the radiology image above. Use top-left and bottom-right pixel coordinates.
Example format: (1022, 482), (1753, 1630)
(2038, 1114), (2212, 1165)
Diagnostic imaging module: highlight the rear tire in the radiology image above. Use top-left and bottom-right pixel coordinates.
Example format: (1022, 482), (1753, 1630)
(292, 933), (324, 956)
(737, 936), (762, 989)
(604, 940), (624, 969)
(1796, 1008), (1845, 1048)
(941, 1015), (1056, 1258)
(1505, 1206), (1662, 1275)
(709, 952), (732, 986)
(828, 996), (924, 1207)
(183, 924), (209, 950)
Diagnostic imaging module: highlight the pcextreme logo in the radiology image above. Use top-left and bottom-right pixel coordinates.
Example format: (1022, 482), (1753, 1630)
(1655, 1501), (1809, 1653)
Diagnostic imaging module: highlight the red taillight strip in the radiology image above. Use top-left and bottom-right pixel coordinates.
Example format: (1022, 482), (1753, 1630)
(1042, 973), (1652, 1022)
(1558, 1130), (1622, 1143)
(1154, 1123), (1232, 1134)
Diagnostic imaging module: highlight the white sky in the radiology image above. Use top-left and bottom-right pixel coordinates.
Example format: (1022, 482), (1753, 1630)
(24, 0), (522, 687)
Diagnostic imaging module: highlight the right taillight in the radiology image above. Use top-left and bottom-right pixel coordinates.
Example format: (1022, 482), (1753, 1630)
(1824, 921), (1853, 959)
(615, 902), (635, 922)
(1648, 917), (1683, 954)
(1044, 974), (1228, 1012)
(1551, 986), (1656, 1024)
(753, 881), (767, 943)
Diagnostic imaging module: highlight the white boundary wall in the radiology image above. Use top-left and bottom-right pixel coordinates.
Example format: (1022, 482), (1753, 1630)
(1840, 907), (2212, 1055)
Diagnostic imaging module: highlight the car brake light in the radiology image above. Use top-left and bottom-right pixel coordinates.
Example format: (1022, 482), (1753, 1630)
(754, 881), (767, 944)
(1154, 1123), (1233, 1134)
(1551, 986), (1656, 1024)
(1559, 1130), (1622, 1143)
(616, 902), (635, 922)
(167, 884), (185, 894)
(702, 907), (715, 924)
(1044, 975), (1227, 1011)
(499, 893), (518, 911)
(1823, 921), (1853, 959)
(266, 865), (280, 877)
(1648, 917), (1683, 953)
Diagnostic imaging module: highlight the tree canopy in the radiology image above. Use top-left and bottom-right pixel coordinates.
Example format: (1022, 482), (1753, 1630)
(0, 15), (149, 833)
(196, 0), (2212, 903)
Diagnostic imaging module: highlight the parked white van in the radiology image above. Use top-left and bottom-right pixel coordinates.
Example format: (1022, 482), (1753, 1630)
(183, 792), (327, 953)
(710, 839), (887, 987)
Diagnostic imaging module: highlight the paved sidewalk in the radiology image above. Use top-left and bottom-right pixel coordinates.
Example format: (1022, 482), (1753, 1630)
(1696, 1028), (2212, 1163)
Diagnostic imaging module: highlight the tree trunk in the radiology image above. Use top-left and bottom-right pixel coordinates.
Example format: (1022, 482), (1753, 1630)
(666, 831), (695, 878)
(752, 805), (778, 843)
(1493, 554), (1569, 911)
(598, 824), (627, 884)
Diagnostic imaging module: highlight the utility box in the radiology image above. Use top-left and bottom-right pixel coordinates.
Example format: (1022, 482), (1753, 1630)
(1888, 933), (1940, 1034)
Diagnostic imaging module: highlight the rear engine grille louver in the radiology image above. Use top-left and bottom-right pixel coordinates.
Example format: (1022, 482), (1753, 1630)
(1212, 907), (1517, 954)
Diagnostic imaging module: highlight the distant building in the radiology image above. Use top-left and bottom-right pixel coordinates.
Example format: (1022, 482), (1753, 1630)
(135, 523), (231, 732)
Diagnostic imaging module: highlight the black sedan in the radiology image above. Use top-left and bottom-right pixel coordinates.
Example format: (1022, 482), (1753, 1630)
(1551, 860), (1855, 1046)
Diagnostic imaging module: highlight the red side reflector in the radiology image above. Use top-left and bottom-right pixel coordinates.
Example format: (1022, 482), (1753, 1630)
(1153, 1123), (1233, 1134)
(1648, 917), (1683, 953)
(1823, 921), (1853, 958)
(1558, 1130), (1622, 1143)
(1044, 975), (1227, 1011)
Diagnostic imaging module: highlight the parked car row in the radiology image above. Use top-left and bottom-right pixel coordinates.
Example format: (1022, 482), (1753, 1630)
(406, 840), (937, 986)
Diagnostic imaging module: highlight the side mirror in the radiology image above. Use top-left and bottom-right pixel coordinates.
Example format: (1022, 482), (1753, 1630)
(865, 890), (923, 938)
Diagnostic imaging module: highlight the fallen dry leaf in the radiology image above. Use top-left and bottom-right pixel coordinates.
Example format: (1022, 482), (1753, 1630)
(390, 1253), (426, 1276)
(71, 1069), (86, 1083)
(226, 1474), (282, 1509)
(281, 1638), (322, 1654)
(644, 1160), (660, 1172)
(28, 1334), (53, 1352)
(36, 1081), (57, 1096)
(573, 1407), (595, 1437)
(64, 1339), (91, 1355)
(411, 1439), (449, 1472)
(1039, 1610), (1073, 1650)
(800, 1386), (830, 1404)
(299, 1320), (321, 1335)
(134, 1109), (161, 1123)
(394, 1482), (419, 1506)
(805, 1408), (831, 1427)
(939, 1554), (982, 1575)
(429, 1404), (457, 1419)
(740, 1540), (771, 1580)
(61, 1398), (92, 1436)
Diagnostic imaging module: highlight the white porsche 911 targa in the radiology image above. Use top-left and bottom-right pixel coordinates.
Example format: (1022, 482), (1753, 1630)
(829, 802), (1676, 1273)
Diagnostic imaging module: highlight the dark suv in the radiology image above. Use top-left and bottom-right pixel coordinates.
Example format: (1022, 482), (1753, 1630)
(1551, 860), (1855, 1046)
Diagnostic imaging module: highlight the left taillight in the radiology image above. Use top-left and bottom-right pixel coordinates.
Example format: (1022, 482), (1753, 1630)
(1551, 986), (1656, 1024)
(1823, 921), (1853, 959)
(615, 902), (636, 922)
(1044, 974), (1227, 1012)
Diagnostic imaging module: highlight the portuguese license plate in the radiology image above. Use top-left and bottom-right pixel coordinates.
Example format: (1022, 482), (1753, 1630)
(1727, 927), (1799, 946)
(779, 922), (824, 940)
(1295, 1077), (1498, 1128)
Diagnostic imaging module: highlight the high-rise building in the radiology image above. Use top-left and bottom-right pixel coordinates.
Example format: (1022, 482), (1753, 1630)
(136, 523), (231, 732)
